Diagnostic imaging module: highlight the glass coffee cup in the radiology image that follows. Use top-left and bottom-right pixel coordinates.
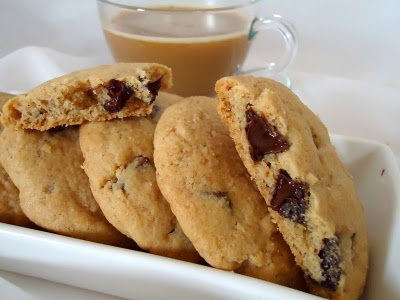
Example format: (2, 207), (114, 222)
(98, 0), (298, 97)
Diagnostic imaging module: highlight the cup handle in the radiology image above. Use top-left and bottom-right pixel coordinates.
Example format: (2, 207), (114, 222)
(239, 15), (298, 87)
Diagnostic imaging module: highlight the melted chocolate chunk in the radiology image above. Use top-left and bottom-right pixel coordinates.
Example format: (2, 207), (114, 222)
(134, 155), (151, 168)
(146, 77), (162, 103)
(245, 108), (290, 162)
(318, 237), (342, 289)
(271, 170), (308, 224)
(103, 79), (134, 113)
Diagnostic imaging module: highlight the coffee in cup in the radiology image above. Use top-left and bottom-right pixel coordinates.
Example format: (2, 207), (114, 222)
(98, 1), (297, 97)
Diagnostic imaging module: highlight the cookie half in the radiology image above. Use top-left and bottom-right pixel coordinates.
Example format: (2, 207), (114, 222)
(0, 125), (131, 247)
(80, 92), (200, 262)
(216, 76), (368, 299)
(154, 97), (304, 289)
(0, 92), (33, 227)
(1, 63), (172, 131)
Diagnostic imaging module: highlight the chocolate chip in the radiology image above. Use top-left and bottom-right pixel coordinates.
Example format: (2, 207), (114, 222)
(103, 79), (134, 113)
(271, 170), (308, 224)
(318, 237), (342, 289)
(245, 108), (290, 162)
(133, 155), (151, 168)
(277, 199), (306, 223)
(202, 191), (232, 210)
(146, 77), (162, 103)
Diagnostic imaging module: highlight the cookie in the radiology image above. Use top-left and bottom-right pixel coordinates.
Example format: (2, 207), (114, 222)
(0, 63), (172, 131)
(0, 92), (33, 227)
(216, 76), (368, 299)
(79, 92), (200, 262)
(0, 125), (132, 247)
(154, 96), (304, 289)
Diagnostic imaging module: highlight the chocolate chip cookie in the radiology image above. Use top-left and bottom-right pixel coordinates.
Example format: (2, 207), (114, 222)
(216, 76), (368, 299)
(0, 125), (132, 247)
(1, 63), (172, 131)
(0, 92), (32, 227)
(154, 96), (304, 289)
(79, 92), (200, 262)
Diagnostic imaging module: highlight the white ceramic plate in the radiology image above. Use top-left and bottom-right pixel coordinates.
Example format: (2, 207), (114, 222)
(0, 135), (399, 300)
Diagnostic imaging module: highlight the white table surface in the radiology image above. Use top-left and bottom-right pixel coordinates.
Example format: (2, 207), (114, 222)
(0, 0), (399, 299)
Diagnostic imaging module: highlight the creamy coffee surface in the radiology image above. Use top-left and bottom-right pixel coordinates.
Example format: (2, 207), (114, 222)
(106, 8), (251, 40)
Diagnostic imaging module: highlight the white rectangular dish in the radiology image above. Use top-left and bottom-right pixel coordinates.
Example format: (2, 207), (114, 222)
(0, 135), (399, 300)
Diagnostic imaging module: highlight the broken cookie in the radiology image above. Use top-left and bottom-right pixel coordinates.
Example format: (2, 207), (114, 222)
(0, 63), (172, 131)
(216, 76), (368, 300)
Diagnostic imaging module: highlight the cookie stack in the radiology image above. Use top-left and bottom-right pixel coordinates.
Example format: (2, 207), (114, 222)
(0, 63), (368, 299)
